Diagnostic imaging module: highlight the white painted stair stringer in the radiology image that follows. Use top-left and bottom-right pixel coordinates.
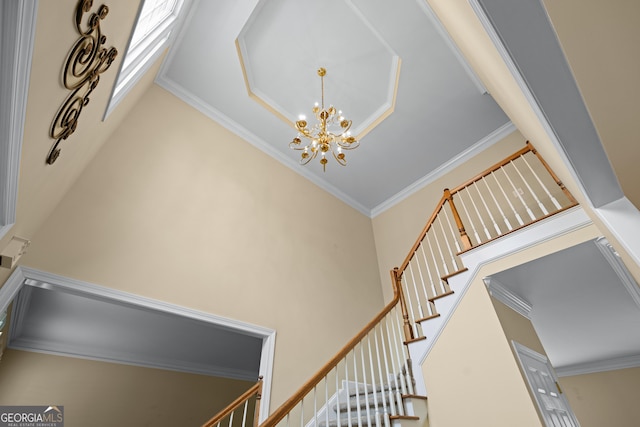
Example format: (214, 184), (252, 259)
(407, 206), (592, 396)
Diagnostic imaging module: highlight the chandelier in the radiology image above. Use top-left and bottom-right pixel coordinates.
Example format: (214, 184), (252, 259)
(289, 68), (359, 172)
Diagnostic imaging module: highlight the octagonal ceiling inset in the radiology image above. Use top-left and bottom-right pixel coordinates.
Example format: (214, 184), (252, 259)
(236, 0), (400, 138)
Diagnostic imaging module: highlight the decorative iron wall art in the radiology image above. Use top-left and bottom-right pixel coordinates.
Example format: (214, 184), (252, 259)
(47, 0), (118, 165)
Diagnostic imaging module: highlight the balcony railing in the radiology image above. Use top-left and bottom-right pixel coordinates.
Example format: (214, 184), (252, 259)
(397, 141), (577, 337)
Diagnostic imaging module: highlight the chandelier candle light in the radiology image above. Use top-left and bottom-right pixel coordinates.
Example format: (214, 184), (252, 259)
(289, 68), (359, 172)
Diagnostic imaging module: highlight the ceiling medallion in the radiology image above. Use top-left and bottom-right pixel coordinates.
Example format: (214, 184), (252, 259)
(47, 0), (118, 165)
(289, 68), (359, 172)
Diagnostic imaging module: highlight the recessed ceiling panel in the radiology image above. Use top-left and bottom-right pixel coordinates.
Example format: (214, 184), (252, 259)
(158, 0), (511, 213)
(237, 0), (400, 136)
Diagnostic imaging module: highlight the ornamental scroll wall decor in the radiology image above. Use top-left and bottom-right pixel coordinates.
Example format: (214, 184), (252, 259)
(47, 0), (118, 165)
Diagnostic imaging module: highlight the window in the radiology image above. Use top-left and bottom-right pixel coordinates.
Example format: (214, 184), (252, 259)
(104, 0), (185, 118)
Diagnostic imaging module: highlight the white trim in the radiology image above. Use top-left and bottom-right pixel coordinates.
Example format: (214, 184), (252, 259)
(594, 236), (640, 310)
(0, 265), (28, 313)
(484, 276), (532, 319)
(103, 0), (193, 120)
(5, 267), (275, 402)
(0, 0), (38, 240)
(511, 341), (582, 427)
(413, 206), (592, 367)
(594, 197), (640, 269)
(468, 0), (598, 210)
(371, 121), (516, 217)
(555, 353), (640, 377)
(155, 76), (372, 216)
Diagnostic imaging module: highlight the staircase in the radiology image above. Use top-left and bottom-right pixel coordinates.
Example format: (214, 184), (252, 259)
(202, 142), (578, 427)
(315, 380), (428, 427)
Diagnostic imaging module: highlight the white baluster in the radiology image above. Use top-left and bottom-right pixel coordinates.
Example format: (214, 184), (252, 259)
(482, 176), (512, 231)
(502, 165), (536, 221)
(425, 233), (446, 294)
(313, 385), (318, 427)
(385, 313), (403, 416)
(325, 375), (329, 427)
(389, 311), (408, 410)
(335, 365), (341, 427)
(474, 182), (502, 236)
(367, 336), (381, 427)
(432, 222), (450, 276)
(419, 245), (437, 300)
(379, 319), (397, 417)
(464, 186), (492, 241)
(401, 275), (419, 338)
(241, 400), (249, 427)
(373, 324), (392, 426)
(443, 204), (462, 253)
(413, 249), (434, 317)
(492, 172), (524, 226)
(511, 159), (548, 215)
(457, 189), (481, 244)
(521, 153), (562, 210)
(352, 349), (362, 427)
(359, 342), (373, 427)
(228, 409), (234, 427)
(407, 262), (425, 319)
(437, 214), (459, 271)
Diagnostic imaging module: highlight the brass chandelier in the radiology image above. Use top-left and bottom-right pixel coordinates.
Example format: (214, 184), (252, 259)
(289, 68), (359, 172)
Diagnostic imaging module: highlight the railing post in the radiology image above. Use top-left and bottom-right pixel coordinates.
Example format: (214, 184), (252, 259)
(253, 376), (263, 427)
(444, 188), (473, 251)
(392, 267), (415, 342)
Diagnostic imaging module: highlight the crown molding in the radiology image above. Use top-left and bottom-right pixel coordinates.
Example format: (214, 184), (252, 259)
(0, 0), (38, 240)
(155, 75), (372, 216)
(6, 266), (276, 389)
(555, 353), (640, 377)
(594, 236), (640, 310)
(484, 276), (532, 319)
(371, 122), (515, 217)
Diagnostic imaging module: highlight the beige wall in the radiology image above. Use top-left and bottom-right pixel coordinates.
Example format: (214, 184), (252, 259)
(0, 349), (253, 427)
(423, 278), (543, 427)
(422, 223), (601, 427)
(372, 130), (525, 302)
(492, 299), (640, 427)
(0, 0), (153, 287)
(19, 84), (384, 412)
(559, 367), (640, 427)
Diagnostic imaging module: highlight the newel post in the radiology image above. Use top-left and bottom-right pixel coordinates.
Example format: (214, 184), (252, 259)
(392, 267), (415, 342)
(253, 376), (263, 427)
(444, 188), (473, 251)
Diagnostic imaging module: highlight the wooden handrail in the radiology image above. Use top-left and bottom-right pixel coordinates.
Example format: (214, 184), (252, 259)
(398, 193), (449, 273)
(260, 273), (405, 427)
(202, 377), (263, 427)
(449, 144), (532, 194)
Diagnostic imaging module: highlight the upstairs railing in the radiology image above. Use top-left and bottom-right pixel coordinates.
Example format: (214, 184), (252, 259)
(397, 141), (578, 337)
(203, 141), (577, 427)
(202, 377), (263, 427)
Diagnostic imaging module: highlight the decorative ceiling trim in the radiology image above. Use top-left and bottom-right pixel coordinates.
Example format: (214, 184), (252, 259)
(235, 0), (402, 141)
(484, 276), (532, 319)
(594, 237), (640, 310)
(6, 266), (276, 390)
(154, 75), (372, 216)
(555, 353), (640, 377)
(0, 0), (38, 240)
(371, 121), (516, 217)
